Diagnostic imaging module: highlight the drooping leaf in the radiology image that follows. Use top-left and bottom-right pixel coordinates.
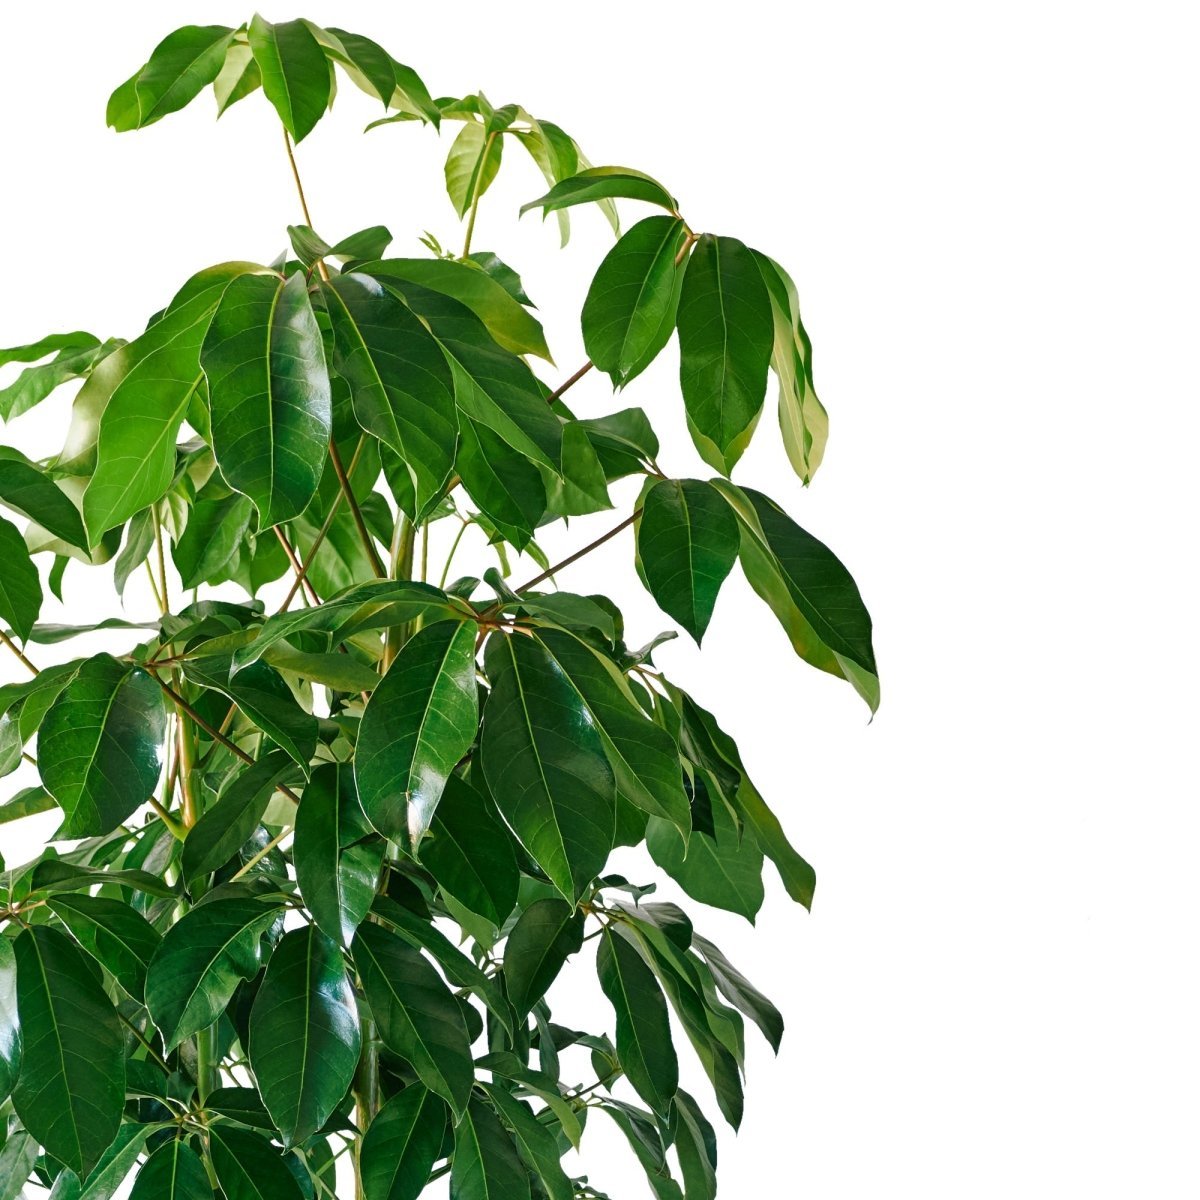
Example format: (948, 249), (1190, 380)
(213, 39), (261, 116)
(583, 216), (689, 387)
(481, 633), (616, 902)
(11, 927), (124, 1178)
(355, 618), (478, 849)
(599, 1100), (682, 1200)
(172, 487), (255, 590)
(208, 1126), (305, 1200)
(597, 928), (678, 1115)
(672, 1090), (718, 1200)
(145, 895), (281, 1051)
(0, 514), (41, 641)
(482, 1083), (574, 1200)
(107, 25), (236, 131)
(294, 761), (383, 945)
(359, 1085), (448, 1200)
(0, 447), (88, 549)
(691, 934), (783, 1053)
(128, 1139), (210, 1200)
(202, 271), (332, 528)
(501, 897), (585, 1018)
(0, 333), (115, 424)
(456, 416), (546, 549)
(324, 28), (439, 122)
(0, 937), (19, 1106)
(247, 16), (330, 143)
(521, 166), (677, 219)
(636, 479), (739, 644)
(37, 654), (167, 837)
(352, 922), (474, 1115)
(46, 894), (161, 1002)
(450, 1095), (531, 1200)
(676, 234), (774, 475)
(249, 924), (361, 1146)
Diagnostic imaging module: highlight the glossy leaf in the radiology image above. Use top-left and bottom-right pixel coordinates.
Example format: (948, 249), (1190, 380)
(0, 514), (41, 641)
(247, 16), (330, 143)
(202, 271), (332, 528)
(359, 1086), (448, 1200)
(597, 928), (678, 1115)
(501, 897), (585, 1017)
(146, 895), (280, 1051)
(676, 234), (774, 475)
(456, 416), (547, 549)
(521, 166), (677, 218)
(37, 654), (167, 837)
(352, 922), (474, 1115)
(128, 1139), (210, 1200)
(0, 1131), (38, 1200)
(46, 894), (161, 1002)
(171, 486), (254, 589)
(0, 937), (19, 1106)
(0, 447), (88, 549)
(208, 1126), (304, 1200)
(12, 927), (124, 1177)
(636, 479), (739, 644)
(249, 925), (361, 1146)
(445, 121), (503, 217)
(356, 618), (478, 849)
(451, 1095), (531, 1200)
(583, 216), (689, 387)
(481, 633), (616, 902)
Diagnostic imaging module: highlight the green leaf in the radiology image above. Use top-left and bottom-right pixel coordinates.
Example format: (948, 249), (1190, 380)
(107, 25), (235, 130)
(145, 895), (281, 1051)
(128, 1139), (210, 1200)
(317, 26), (395, 106)
(583, 216), (689, 387)
(359, 1085), (448, 1200)
(181, 750), (295, 882)
(676, 234), (774, 475)
(213, 40), (261, 116)
(295, 761), (383, 945)
(752, 251), (828, 485)
(481, 634), (616, 902)
(521, 166), (677, 218)
(172, 487), (255, 589)
(450, 1095), (531, 1200)
(672, 1090), (718, 1200)
(0, 1131), (38, 1200)
(202, 271), (332, 528)
(599, 1101), (682, 1200)
(482, 1084), (573, 1200)
(465, 252), (531, 304)
(531, 628), (690, 837)
(77, 1122), (152, 1200)
(0, 514), (41, 641)
(11, 927), (124, 1177)
(46, 894), (161, 1002)
(363, 259), (551, 361)
(0, 334), (116, 424)
(712, 481), (879, 711)
(330, 225), (394, 261)
(248, 924), (361, 1146)
(352, 922), (474, 1115)
(597, 928), (678, 1115)
(456, 417), (546, 549)
(0, 447), (88, 549)
(208, 1126), (305, 1200)
(322, 274), (458, 517)
(38, 654), (167, 838)
(0, 786), (55, 827)
(501, 897), (584, 1018)
(476, 1052), (582, 1150)
(636, 479), (738, 644)
(420, 774), (519, 928)
(81, 263), (258, 543)
(691, 934), (783, 1053)
(247, 16), (330, 143)
(445, 122), (502, 217)
(0, 936), (19, 1106)
(356, 619), (479, 849)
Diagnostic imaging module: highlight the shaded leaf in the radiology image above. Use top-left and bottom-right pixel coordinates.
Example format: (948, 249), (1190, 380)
(0, 514), (41, 641)
(128, 1139), (210, 1200)
(360, 1085), (448, 1200)
(451, 1095), (531, 1200)
(0, 936), (19, 1106)
(208, 1126), (305, 1200)
(501, 898), (584, 1018)
(46, 894), (161, 1002)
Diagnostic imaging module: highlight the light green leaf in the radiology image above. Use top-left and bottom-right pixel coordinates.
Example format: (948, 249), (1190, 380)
(0, 333), (115, 424)
(0, 1130), (38, 1200)
(247, 16), (330, 143)
(0, 514), (41, 641)
(445, 122), (502, 217)
(213, 39), (262, 116)
(521, 166), (677, 218)
(356, 619), (479, 849)
(359, 1086), (448, 1200)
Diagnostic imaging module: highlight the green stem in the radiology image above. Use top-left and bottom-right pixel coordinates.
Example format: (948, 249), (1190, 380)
(196, 1023), (217, 1103)
(439, 518), (469, 589)
(460, 131), (497, 259)
(0, 629), (38, 676)
(352, 1016), (380, 1200)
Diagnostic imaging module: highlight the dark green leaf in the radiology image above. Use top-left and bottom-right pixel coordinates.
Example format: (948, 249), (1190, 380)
(107, 25), (235, 131)
(0, 447), (88, 549)
(481, 634), (615, 902)
(597, 928), (678, 1115)
(676, 235), (774, 475)
(208, 1126), (304, 1200)
(672, 1090), (718, 1200)
(483, 1083), (573, 1200)
(0, 786), (55, 827)
(0, 333), (114, 424)
(521, 167), (677, 218)
(76, 1123), (151, 1200)
(476, 1051), (582, 1149)
(691, 934), (783, 1053)
(0, 514), (41, 641)
(248, 925), (361, 1146)
(456, 417), (547, 550)
(599, 1101), (682, 1200)
(465, 252), (531, 305)
(172, 488), (255, 589)
(146, 895), (281, 1051)
(450, 1095), (531, 1200)
(12, 927), (124, 1177)
(247, 16), (330, 143)
(46, 894), (161, 1002)
(0, 937), (19, 1105)
(38, 654), (167, 837)
(128, 1139), (210, 1200)
(114, 508), (155, 595)
(359, 1085), (448, 1200)
(356, 619), (478, 849)
(636, 479), (738, 644)
(352, 922), (474, 1115)
(294, 761), (382, 945)
(330, 225), (394, 261)
(583, 216), (689, 387)
(501, 898), (584, 1018)
(202, 271), (332, 528)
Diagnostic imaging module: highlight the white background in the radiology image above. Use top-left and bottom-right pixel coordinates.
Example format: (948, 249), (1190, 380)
(2, 2), (1199, 1196)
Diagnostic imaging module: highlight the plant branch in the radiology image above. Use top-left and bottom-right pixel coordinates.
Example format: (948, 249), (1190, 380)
(546, 360), (593, 404)
(0, 629), (38, 676)
(230, 825), (292, 880)
(514, 510), (640, 594)
(274, 526), (321, 606)
(461, 132), (497, 259)
(329, 438), (387, 578)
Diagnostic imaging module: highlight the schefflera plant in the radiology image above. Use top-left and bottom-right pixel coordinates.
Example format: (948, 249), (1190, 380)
(0, 16), (877, 1200)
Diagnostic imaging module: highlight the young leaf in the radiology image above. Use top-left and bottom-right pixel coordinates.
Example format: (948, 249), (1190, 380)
(359, 1086), (448, 1200)
(202, 271), (332, 528)
(521, 166), (677, 218)
(208, 1126), (305, 1200)
(451, 1095), (532, 1200)
(0, 936), (19, 1106)
(352, 922), (474, 1115)
(248, 924), (361, 1146)
(11, 927), (124, 1178)
(247, 16), (330, 143)
(0, 514), (41, 641)
(128, 1139), (210, 1200)
(676, 234), (774, 475)
(46, 894), (161, 1002)
(355, 618), (479, 849)
(107, 25), (236, 131)
(213, 40), (261, 116)
(636, 479), (739, 644)
(37, 654), (167, 837)
(481, 633), (616, 903)
(501, 897), (585, 1017)
(583, 216), (689, 387)
(445, 121), (503, 217)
